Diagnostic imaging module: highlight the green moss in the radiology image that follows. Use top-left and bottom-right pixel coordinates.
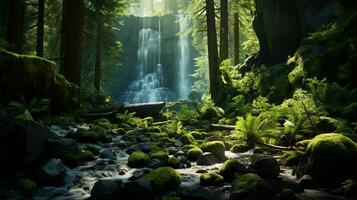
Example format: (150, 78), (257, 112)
(151, 151), (169, 164)
(168, 157), (180, 169)
(279, 151), (303, 166)
(90, 125), (107, 135)
(230, 144), (252, 153)
(167, 147), (179, 155)
(179, 134), (197, 145)
(201, 141), (226, 159)
(143, 117), (154, 126)
(231, 173), (262, 191)
(18, 179), (37, 197)
(143, 167), (181, 193)
(187, 147), (203, 162)
(303, 133), (357, 184)
(201, 107), (224, 121)
(181, 145), (198, 153)
(200, 173), (224, 187)
(219, 159), (247, 182)
(62, 150), (95, 168)
(51, 115), (75, 125)
(128, 151), (150, 168)
(190, 131), (208, 140)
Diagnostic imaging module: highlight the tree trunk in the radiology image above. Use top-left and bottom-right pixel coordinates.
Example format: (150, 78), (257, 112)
(7, 0), (25, 53)
(220, 0), (228, 62)
(206, 0), (220, 101)
(36, 0), (45, 57)
(94, 10), (102, 91)
(234, 12), (240, 65)
(60, 0), (84, 89)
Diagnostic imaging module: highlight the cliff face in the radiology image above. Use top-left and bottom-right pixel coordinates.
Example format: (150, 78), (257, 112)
(253, 0), (336, 65)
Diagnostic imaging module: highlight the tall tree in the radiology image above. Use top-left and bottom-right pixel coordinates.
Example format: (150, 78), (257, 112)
(234, 12), (240, 65)
(36, 0), (45, 57)
(220, 0), (229, 62)
(7, 0), (25, 53)
(205, 0), (220, 101)
(93, 0), (102, 91)
(60, 0), (84, 88)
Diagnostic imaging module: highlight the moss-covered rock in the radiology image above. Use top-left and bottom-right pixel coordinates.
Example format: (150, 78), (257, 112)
(143, 167), (180, 193)
(230, 144), (252, 153)
(230, 173), (273, 200)
(200, 172), (224, 187)
(179, 134), (197, 145)
(187, 147), (203, 162)
(298, 133), (357, 185)
(128, 151), (150, 168)
(0, 49), (78, 113)
(279, 151), (303, 166)
(332, 180), (357, 197)
(219, 159), (248, 182)
(190, 131), (208, 140)
(201, 107), (224, 121)
(18, 179), (37, 197)
(201, 141), (226, 161)
(249, 154), (280, 179)
(151, 151), (169, 164)
(68, 127), (110, 143)
(181, 145), (198, 153)
(168, 157), (180, 169)
(274, 189), (296, 200)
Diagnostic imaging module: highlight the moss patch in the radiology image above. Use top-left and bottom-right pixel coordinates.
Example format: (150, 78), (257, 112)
(279, 151), (303, 166)
(128, 151), (150, 168)
(143, 167), (181, 193)
(220, 159), (247, 182)
(201, 141), (226, 160)
(187, 147), (203, 162)
(200, 172), (224, 187)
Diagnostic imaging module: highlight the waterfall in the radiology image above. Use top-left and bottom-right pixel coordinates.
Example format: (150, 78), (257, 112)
(177, 14), (191, 99)
(123, 16), (175, 104)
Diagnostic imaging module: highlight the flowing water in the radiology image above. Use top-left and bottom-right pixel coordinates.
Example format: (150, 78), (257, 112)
(177, 14), (191, 99)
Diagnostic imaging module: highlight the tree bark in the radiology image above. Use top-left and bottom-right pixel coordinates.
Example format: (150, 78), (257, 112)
(206, 0), (220, 101)
(36, 0), (45, 57)
(234, 12), (240, 65)
(94, 9), (102, 91)
(7, 0), (25, 53)
(60, 0), (84, 89)
(220, 0), (228, 62)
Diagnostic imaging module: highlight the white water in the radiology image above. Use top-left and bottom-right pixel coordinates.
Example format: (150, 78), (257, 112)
(177, 14), (191, 99)
(123, 17), (175, 103)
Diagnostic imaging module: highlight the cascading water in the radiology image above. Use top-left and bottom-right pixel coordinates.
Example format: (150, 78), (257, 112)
(177, 14), (191, 99)
(123, 17), (175, 103)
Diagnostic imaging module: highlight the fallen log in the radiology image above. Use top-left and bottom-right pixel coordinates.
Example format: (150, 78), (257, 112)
(209, 124), (236, 131)
(80, 102), (166, 119)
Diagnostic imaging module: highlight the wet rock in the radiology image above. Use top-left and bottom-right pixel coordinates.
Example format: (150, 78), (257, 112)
(134, 142), (152, 153)
(249, 154), (280, 179)
(230, 144), (252, 153)
(47, 138), (79, 157)
(143, 167), (180, 193)
(179, 133), (197, 145)
(85, 144), (101, 155)
(147, 159), (163, 169)
(279, 151), (303, 166)
(99, 149), (116, 160)
(37, 159), (66, 186)
(278, 177), (303, 193)
(197, 152), (219, 166)
(298, 175), (317, 189)
(331, 180), (357, 198)
(128, 151), (150, 168)
(168, 157), (180, 169)
(17, 178), (37, 197)
(220, 159), (248, 182)
(151, 151), (169, 164)
(274, 189), (296, 200)
(124, 178), (153, 198)
(200, 172), (224, 187)
(91, 178), (122, 200)
(230, 173), (274, 200)
(201, 141), (227, 162)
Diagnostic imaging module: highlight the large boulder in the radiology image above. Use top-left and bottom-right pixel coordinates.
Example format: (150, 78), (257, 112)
(128, 151), (150, 168)
(220, 159), (248, 182)
(91, 178), (123, 200)
(0, 49), (78, 113)
(249, 154), (280, 179)
(37, 159), (66, 186)
(201, 141), (227, 161)
(143, 167), (181, 193)
(297, 133), (357, 185)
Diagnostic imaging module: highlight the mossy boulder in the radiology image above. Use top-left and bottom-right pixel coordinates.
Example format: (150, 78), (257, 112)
(143, 167), (181, 193)
(187, 147), (203, 162)
(279, 151), (303, 166)
(179, 134), (197, 145)
(201, 141), (226, 161)
(67, 127), (110, 143)
(298, 133), (357, 185)
(219, 159), (248, 182)
(201, 107), (224, 121)
(230, 144), (252, 153)
(0, 49), (78, 113)
(168, 157), (180, 169)
(200, 172), (224, 187)
(190, 131), (208, 140)
(249, 154), (280, 179)
(230, 173), (273, 200)
(128, 151), (150, 168)
(151, 151), (169, 164)
(274, 189), (296, 200)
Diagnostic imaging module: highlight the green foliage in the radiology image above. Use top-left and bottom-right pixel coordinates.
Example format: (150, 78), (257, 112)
(235, 113), (279, 146)
(116, 111), (140, 126)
